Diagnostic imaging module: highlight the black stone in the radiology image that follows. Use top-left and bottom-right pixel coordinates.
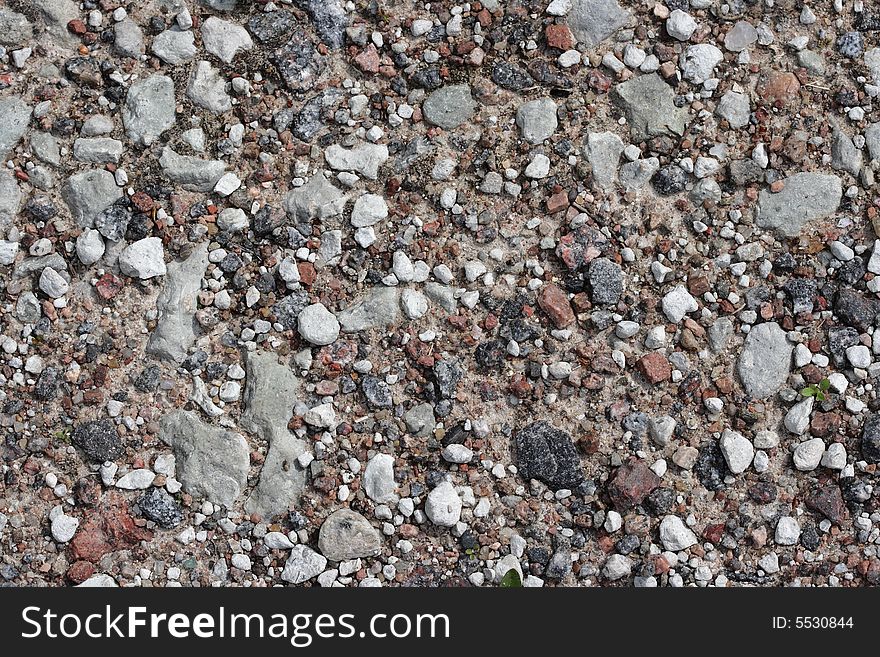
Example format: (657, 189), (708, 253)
(94, 203), (131, 242)
(491, 61), (534, 91)
(514, 421), (584, 490)
(362, 376), (392, 409)
(588, 257), (624, 306)
(273, 291), (310, 330)
(835, 288), (880, 332)
(138, 487), (182, 529)
(651, 165), (689, 195)
(861, 413), (880, 463)
(695, 439), (728, 491)
(134, 365), (161, 393)
(72, 419), (124, 462)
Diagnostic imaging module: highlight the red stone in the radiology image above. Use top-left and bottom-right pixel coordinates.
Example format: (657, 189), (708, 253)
(545, 24), (574, 50)
(67, 560), (95, 584)
(607, 459), (661, 510)
(298, 261), (316, 285)
(69, 493), (152, 563)
(637, 352), (671, 384)
(354, 44), (380, 73)
(538, 283), (575, 328)
(806, 484), (847, 525)
(758, 71), (801, 107)
(546, 190), (569, 214)
(703, 523), (725, 544)
(95, 272), (124, 299)
(68, 19), (87, 35)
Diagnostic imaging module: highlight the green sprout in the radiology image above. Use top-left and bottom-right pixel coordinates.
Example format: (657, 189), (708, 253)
(500, 569), (523, 588)
(800, 378), (831, 402)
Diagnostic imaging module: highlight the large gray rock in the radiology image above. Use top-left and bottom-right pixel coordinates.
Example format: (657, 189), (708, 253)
(0, 9), (33, 47)
(422, 84), (477, 130)
(613, 74), (688, 142)
(0, 170), (22, 229)
(62, 169), (123, 228)
(186, 61), (232, 113)
(158, 147), (226, 191)
(516, 98), (558, 144)
(0, 97), (31, 157)
(147, 244), (209, 364)
(324, 142), (388, 179)
(756, 173), (842, 237)
(159, 410), (250, 507)
(318, 509), (382, 561)
(123, 75), (176, 146)
(568, 0), (630, 49)
(337, 287), (401, 332)
(242, 351), (308, 519)
(284, 172), (346, 222)
(737, 322), (792, 399)
(585, 131), (624, 187)
(151, 28), (196, 64)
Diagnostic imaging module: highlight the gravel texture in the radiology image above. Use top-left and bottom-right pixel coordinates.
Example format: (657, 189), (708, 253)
(0, 0), (879, 590)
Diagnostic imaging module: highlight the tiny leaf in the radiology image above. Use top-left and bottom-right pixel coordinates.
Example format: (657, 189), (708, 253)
(500, 569), (522, 588)
(819, 378), (830, 391)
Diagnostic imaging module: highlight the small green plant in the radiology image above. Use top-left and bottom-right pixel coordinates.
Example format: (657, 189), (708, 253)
(500, 569), (522, 588)
(800, 378), (831, 402)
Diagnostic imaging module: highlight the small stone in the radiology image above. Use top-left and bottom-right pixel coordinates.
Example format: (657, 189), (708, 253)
(318, 509), (382, 560)
(784, 397), (813, 436)
(363, 453), (396, 503)
(51, 513), (79, 543)
(538, 283), (575, 328)
(659, 515), (698, 551)
(719, 429), (754, 474)
(281, 545), (327, 584)
(39, 267), (69, 298)
(775, 516), (801, 545)
(793, 438), (825, 471)
(737, 322), (792, 399)
(516, 98), (558, 144)
(661, 286), (698, 323)
(666, 10), (696, 41)
(119, 237), (166, 279)
(425, 481), (462, 527)
(297, 303), (340, 345)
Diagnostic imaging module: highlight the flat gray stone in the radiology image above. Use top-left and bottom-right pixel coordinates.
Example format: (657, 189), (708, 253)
(716, 90), (750, 128)
(201, 17), (253, 63)
(324, 142), (388, 179)
(737, 321), (792, 399)
(158, 147), (226, 191)
(613, 74), (688, 142)
(0, 97), (31, 158)
(62, 169), (123, 228)
(568, 0), (630, 49)
(756, 173), (842, 237)
(337, 286), (401, 332)
(147, 244), (209, 364)
(186, 60), (232, 113)
(0, 170), (22, 229)
(151, 28), (196, 64)
(281, 545), (327, 584)
(114, 18), (145, 57)
(0, 9), (33, 47)
(73, 137), (124, 164)
(123, 75), (176, 146)
(831, 129), (863, 177)
(284, 172), (346, 222)
(516, 98), (558, 144)
(30, 132), (61, 167)
(242, 351), (308, 519)
(585, 131), (623, 187)
(160, 410), (250, 507)
(422, 84), (476, 130)
(318, 509), (382, 561)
